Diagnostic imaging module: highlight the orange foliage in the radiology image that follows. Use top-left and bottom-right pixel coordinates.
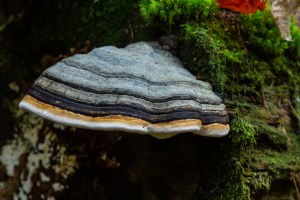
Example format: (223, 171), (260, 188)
(217, 0), (266, 14)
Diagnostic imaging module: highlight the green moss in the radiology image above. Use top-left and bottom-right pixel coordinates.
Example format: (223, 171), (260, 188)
(239, 8), (289, 56)
(290, 20), (300, 58)
(254, 120), (289, 149)
(243, 170), (272, 192)
(140, 0), (216, 31)
(230, 115), (256, 148)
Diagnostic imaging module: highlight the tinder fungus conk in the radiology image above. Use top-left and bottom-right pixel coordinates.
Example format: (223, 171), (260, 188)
(19, 42), (230, 139)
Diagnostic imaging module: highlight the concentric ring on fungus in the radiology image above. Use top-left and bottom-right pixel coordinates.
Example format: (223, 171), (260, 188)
(19, 42), (230, 139)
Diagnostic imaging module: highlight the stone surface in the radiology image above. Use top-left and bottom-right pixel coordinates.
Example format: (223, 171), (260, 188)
(19, 42), (229, 138)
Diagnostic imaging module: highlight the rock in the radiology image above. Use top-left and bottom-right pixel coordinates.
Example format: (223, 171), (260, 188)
(158, 35), (177, 50)
(19, 42), (230, 138)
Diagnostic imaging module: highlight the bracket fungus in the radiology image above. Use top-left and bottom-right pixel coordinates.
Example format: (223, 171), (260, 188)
(19, 42), (230, 139)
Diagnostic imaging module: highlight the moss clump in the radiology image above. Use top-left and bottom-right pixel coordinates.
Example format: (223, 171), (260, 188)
(230, 115), (256, 148)
(140, 0), (215, 31)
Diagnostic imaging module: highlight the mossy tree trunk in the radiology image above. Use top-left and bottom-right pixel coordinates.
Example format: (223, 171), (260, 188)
(0, 0), (299, 199)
